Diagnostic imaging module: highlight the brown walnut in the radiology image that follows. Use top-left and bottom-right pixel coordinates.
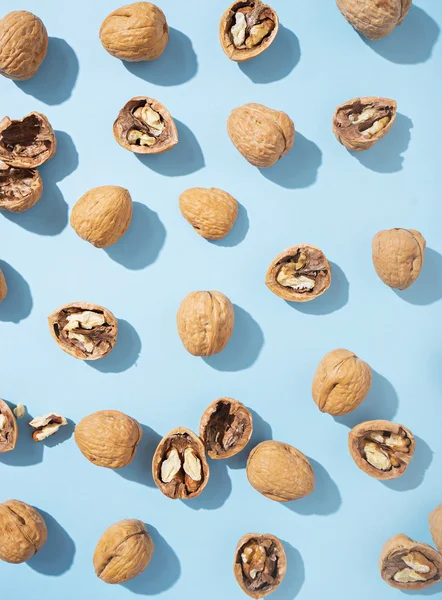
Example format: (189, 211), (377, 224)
(0, 11), (48, 80)
(337, 0), (412, 40)
(430, 505), (442, 554)
(234, 533), (287, 598)
(372, 228), (425, 290)
(0, 267), (7, 302)
(0, 499), (47, 563)
(179, 187), (238, 240)
(0, 112), (56, 168)
(0, 399), (17, 453)
(0, 161), (43, 212)
(200, 398), (253, 459)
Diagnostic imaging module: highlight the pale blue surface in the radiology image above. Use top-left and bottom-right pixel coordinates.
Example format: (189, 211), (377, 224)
(0, 0), (441, 598)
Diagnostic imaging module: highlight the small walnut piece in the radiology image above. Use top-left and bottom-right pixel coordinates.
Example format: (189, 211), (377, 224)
(0, 267), (7, 303)
(0, 161), (43, 212)
(429, 505), (442, 554)
(152, 427), (210, 499)
(234, 533), (287, 598)
(29, 413), (67, 442)
(0, 11), (48, 80)
(247, 440), (315, 502)
(227, 103), (295, 168)
(200, 398), (253, 459)
(0, 112), (56, 168)
(372, 228), (425, 290)
(337, 0), (412, 40)
(13, 403), (25, 419)
(0, 499), (47, 563)
(0, 399), (17, 453)
(179, 188), (238, 240)
(94, 519), (154, 584)
(379, 534), (442, 590)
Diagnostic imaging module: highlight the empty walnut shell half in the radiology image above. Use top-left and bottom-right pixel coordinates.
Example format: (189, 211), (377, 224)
(152, 427), (210, 500)
(429, 505), (442, 554)
(94, 519), (154, 584)
(265, 244), (331, 302)
(0, 399), (18, 453)
(48, 302), (118, 361)
(75, 410), (142, 469)
(349, 420), (415, 480)
(179, 187), (238, 240)
(372, 228), (425, 290)
(247, 440), (315, 502)
(0, 499), (47, 563)
(379, 534), (442, 590)
(114, 96), (178, 155)
(200, 398), (253, 459)
(227, 103), (295, 168)
(337, 0), (412, 41)
(234, 533), (287, 598)
(0, 11), (48, 80)
(333, 97), (397, 151)
(0, 161), (43, 212)
(0, 112), (56, 168)
(220, 1), (279, 62)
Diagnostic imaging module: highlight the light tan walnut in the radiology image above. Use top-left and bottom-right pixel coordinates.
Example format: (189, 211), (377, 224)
(0, 499), (47, 563)
(0, 11), (48, 80)
(372, 228), (425, 290)
(429, 505), (442, 554)
(337, 0), (412, 40)
(0, 267), (7, 303)
(179, 187), (238, 240)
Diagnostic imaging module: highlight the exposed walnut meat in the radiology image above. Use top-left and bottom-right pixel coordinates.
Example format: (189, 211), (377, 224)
(0, 399), (18, 453)
(0, 161), (42, 212)
(200, 398), (253, 459)
(29, 413), (67, 442)
(0, 112), (56, 168)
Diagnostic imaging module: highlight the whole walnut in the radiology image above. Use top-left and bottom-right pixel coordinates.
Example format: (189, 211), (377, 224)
(312, 349), (372, 416)
(94, 519), (154, 584)
(176, 291), (235, 357)
(0, 11), (48, 80)
(429, 505), (442, 554)
(336, 0), (412, 40)
(372, 228), (425, 290)
(0, 499), (47, 563)
(179, 187), (238, 240)
(246, 440), (315, 502)
(100, 2), (168, 62)
(0, 269), (7, 303)
(227, 103), (295, 168)
(74, 410), (142, 469)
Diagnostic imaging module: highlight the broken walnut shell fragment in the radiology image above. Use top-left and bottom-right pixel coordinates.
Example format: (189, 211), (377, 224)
(0, 399), (18, 453)
(200, 398), (253, 459)
(379, 534), (442, 590)
(333, 97), (397, 151)
(265, 244), (331, 302)
(0, 499), (47, 564)
(234, 533), (287, 598)
(113, 96), (178, 154)
(152, 427), (210, 500)
(0, 268), (7, 302)
(337, 0), (412, 41)
(227, 103), (295, 168)
(0, 161), (43, 212)
(220, 1), (279, 62)
(48, 302), (118, 361)
(94, 519), (154, 584)
(0, 11), (48, 80)
(429, 505), (442, 554)
(247, 440), (315, 502)
(179, 187), (238, 240)
(372, 228), (425, 290)
(0, 112), (56, 168)
(29, 413), (67, 442)
(349, 420), (415, 479)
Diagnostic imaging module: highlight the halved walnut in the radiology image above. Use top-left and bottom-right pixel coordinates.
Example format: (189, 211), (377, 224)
(48, 302), (118, 361)
(349, 420), (415, 480)
(113, 96), (178, 155)
(152, 427), (209, 499)
(0, 112), (56, 168)
(29, 413), (67, 442)
(333, 97), (397, 151)
(379, 534), (442, 590)
(200, 398), (253, 459)
(0, 161), (42, 212)
(0, 399), (17, 453)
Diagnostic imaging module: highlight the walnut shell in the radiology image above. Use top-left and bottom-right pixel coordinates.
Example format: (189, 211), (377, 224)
(0, 268), (7, 303)
(333, 97), (397, 151)
(337, 0), (412, 40)
(429, 505), (442, 554)
(220, 1), (279, 62)
(379, 534), (442, 590)
(234, 533), (287, 598)
(70, 186), (133, 248)
(349, 420), (415, 480)
(179, 187), (238, 240)
(227, 103), (295, 168)
(0, 161), (42, 212)
(0, 499), (47, 563)
(0, 399), (17, 452)
(100, 2), (168, 62)
(75, 410), (142, 469)
(0, 11), (48, 80)
(200, 398), (253, 459)
(265, 244), (331, 302)
(48, 302), (118, 361)
(0, 112), (56, 168)
(372, 228), (425, 290)
(247, 440), (315, 502)
(94, 519), (154, 584)
(113, 96), (178, 155)
(312, 349), (372, 416)
(152, 427), (210, 499)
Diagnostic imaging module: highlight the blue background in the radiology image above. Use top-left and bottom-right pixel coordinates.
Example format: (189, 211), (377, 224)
(0, 0), (441, 598)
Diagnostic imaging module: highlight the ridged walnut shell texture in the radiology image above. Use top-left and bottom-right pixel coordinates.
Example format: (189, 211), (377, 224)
(247, 440), (315, 502)
(337, 0), (412, 40)
(100, 2), (168, 62)
(0, 268), (7, 303)
(0, 399), (17, 452)
(372, 228), (425, 290)
(200, 398), (253, 459)
(0, 11), (48, 80)
(0, 161), (43, 212)
(312, 349), (372, 416)
(74, 410), (142, 469)
(179, 187), (238, 240)
(0, 112), (56, 169)
(94, 519), (154, 584)
(227, 103), (295, 168)
(70, 186), (133, 248)
(0, 500), (47, 564)
(429, 505), (442, 554)
(177, 291), (235, 357)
